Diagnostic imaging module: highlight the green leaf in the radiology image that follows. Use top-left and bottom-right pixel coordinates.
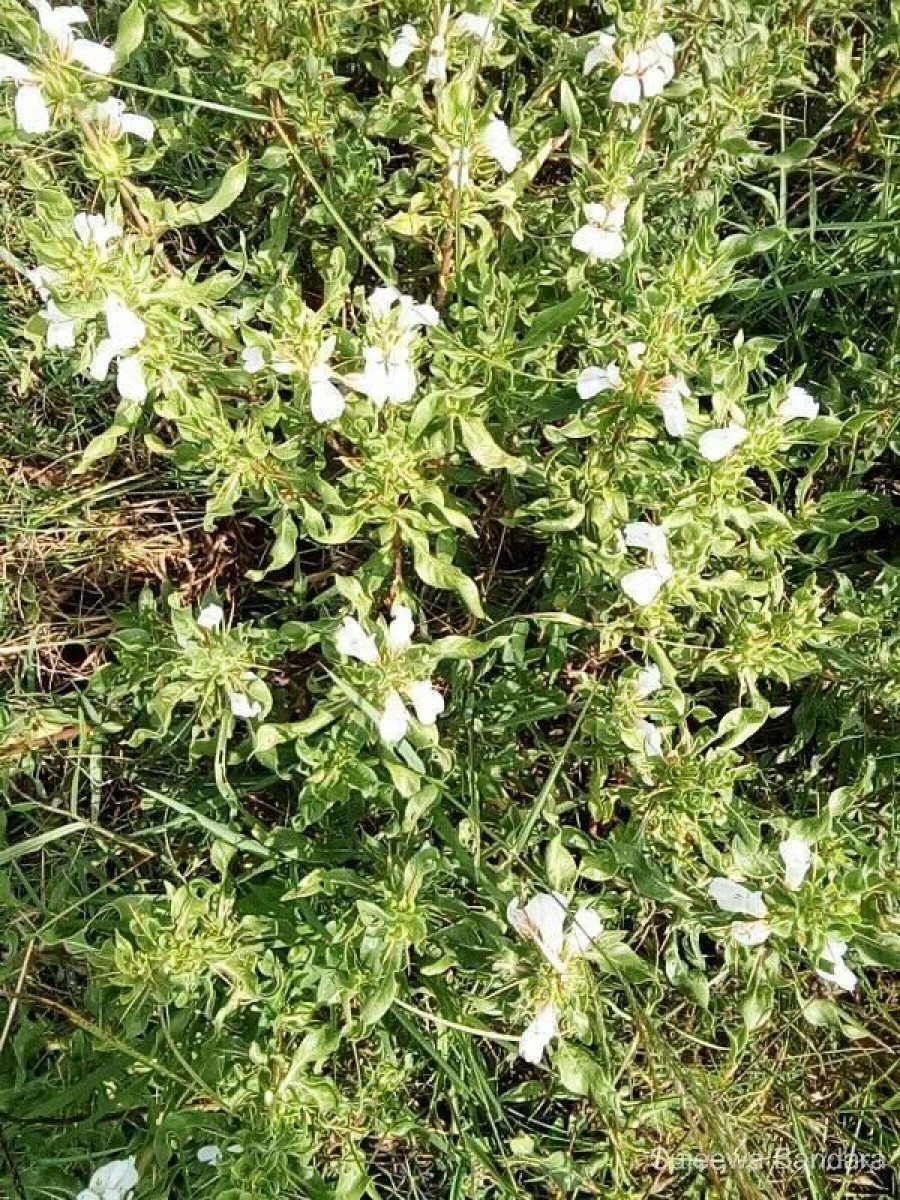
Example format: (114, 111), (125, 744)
(114, 1), (146, 62)
(159, 160), (249, 228)
(458, 415), (526, 475)
(522, 289), (587, 346)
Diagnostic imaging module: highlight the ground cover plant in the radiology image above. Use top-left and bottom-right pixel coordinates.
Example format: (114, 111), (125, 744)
(0, 0), (898, 1196)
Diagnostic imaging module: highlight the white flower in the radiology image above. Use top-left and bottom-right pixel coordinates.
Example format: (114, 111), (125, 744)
(351, 344), (416, 407)
(708, 877), (768, 919)
(731, 919), (771, 947)
(698, 420), (748, 462)
(74, 211), (122, 250)
(815, 937), (857, 993)
(42, 299), (76, 349)
(656, 375), (690, 438)
(407, 679), (444, 725)
(518, 1001), (559, 1065)
(378, 688), (410, 744)
(387, 23), (421, 68)
(778, 384), (819, 423)
(507, 892), (603, 974)
(448, 145), (471, 189)
(336, 616), (379, 665)
(30, 0), (116, 74)
(0, 54), (51, 133)
(76, 1156), (139, 1200)
(228, 691), (261, 721)
(368, 286), (439, 331)
(637, 718), (663, 758)
(94, 96), (155, 141)
(242, 345), (266, 374)
(576, 362), (622, 398)
(583, 32), (616, 76)
(113, 354), (145, 401)
(90, 294), (147, 400)
(610, 33), (676, 105)
(571, 199), (628, 261)
(386, 603), (415, 652)
(635, 663), (662, 699)
(425, 6), (451, 82)
(620, 566), (671, 606)
(308, 362), (345, 423)
(26, 263), (59, 300)
(455, 11), (494, 39)
(197, 603), (224, 630)
(779, 836), (812, 892)
(626, 340), (647, 367)
(623, 520), (670, 572)
(197, 1145), (223, 1166)
(482, 117), (521, 173)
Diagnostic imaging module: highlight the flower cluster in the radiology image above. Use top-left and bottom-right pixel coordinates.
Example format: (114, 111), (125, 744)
(386, 7), (494, 82)
(507, 892), (603, 1064)
(76, 1157), (139, 1200)
(336, 604), (445, 744)
(620, 520), (673, 607)
(1, 0), (116, 133)
(708, 836), (859, 992)
(347, 286), (440, 410)
(584, 31), (677, 105)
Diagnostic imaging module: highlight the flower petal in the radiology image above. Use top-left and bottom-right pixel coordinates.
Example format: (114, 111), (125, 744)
(378, 689), (410, 744)
(779, 836), (812, 891)
(407, 679), (445, 726)
(708, 877), (768, 919)
(518, 1002), (559, 1064)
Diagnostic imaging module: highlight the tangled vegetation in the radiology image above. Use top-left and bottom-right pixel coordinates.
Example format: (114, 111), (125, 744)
(0, 0), (898, 1197)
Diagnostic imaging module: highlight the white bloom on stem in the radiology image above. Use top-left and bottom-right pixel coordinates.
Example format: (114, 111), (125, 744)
(518, 1001), (559, 1065)
(197, 1145), (223, 1166)
(74, 212), (122, 250)
(228, 691), (261, 721)
(386, 603), (415, 652)
(708, 877), (768, 919)
(94, 96), (155, 141)
(731, 919), (771, 947)
(336, 616), (379, 665)
(368, 286), (439, 331)
(577, 362), (622, 398)
(407, 679), (444, 725)
(507, 892), (603, 974)
(26, 264), (59, 300)
(620, 566), (671, 606)
(90, 294), (147, 400)
(351, 344), (416, 407)
(635, 663), (662, 699)
(699, 420), (748, 462)
(656, 375), (690, 438)
(482, 117), (521, 173)
(779, 836), (812, 891)
(308, 362), (344, 423)
(583, 32), (616, 76)
(455, 11), (494, 39)
(815, 937), (857, 993)
(637, 718), (663, 758)
(378, 688), (411, 744)
(610, 33), (676, 105)
(778, 384), (819, 423)
(242, 345), (266, 374)
(41, 299), (76, 349)
(571, 200), (628, 261)
(76, 1156), (139, 1200)
(627, 340), (647, 367)
(197, 603), (224, 630)
(0, 53), (51, 133)
(623, 520), (670, 572)
(425, 6), (451, 82)
(387, 23), (421, 68)
(29, 0), (116, 74)
(448, 145), (472, 189)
